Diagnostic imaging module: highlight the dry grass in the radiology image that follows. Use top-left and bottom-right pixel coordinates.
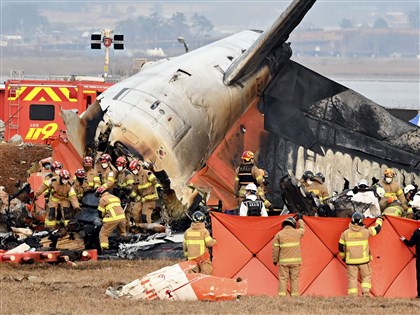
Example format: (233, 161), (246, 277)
(0, 259), (419, 315)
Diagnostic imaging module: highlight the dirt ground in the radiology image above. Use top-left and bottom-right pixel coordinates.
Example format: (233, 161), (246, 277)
(0, 142), (52, 195)
(0, 259), (419, 315)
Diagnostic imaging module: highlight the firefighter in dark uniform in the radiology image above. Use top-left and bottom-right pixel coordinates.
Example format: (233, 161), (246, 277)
(239, 183), (268, 216)
(234, 150), (272, 209)
(400, 228), (420, 298)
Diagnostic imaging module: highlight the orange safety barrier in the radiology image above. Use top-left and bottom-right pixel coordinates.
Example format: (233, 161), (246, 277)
(211, 212), (420, 298)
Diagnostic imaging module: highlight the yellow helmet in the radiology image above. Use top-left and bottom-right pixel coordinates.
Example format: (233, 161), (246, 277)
(384, 168), (395, 178)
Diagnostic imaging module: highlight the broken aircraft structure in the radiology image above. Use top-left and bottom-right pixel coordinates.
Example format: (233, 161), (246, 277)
(62, 0), (420, 212)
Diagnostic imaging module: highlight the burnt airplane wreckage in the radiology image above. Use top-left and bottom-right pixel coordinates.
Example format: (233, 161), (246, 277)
(60, 0), (419, 217)
(2, 0), (420, 262)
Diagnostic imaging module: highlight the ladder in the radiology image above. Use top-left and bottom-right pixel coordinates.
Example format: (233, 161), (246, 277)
(7, 70), (24, 139)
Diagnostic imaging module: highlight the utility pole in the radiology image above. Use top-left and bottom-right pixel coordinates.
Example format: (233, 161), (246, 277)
(91, 29), (124, 78)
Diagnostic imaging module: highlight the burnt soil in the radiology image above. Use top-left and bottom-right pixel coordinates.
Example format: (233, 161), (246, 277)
(0, 142), (52, 194)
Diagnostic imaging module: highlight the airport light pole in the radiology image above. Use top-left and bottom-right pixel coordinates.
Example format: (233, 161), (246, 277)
(91, 29), (124, 78)
(177, 37), (189, 53)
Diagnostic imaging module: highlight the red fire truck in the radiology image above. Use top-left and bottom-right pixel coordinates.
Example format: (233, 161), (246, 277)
(0, 72), (114, 143)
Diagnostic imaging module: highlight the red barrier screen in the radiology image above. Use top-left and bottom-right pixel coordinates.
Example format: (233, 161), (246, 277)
(211, 212), (420, 297)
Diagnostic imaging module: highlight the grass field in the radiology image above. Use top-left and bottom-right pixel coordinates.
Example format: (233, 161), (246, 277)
(0, 259), (419, 315)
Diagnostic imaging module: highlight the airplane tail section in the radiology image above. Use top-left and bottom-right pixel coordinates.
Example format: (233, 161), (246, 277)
(223, 0), (317, 85)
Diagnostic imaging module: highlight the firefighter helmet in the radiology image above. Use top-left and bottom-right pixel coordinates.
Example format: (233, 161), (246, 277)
(83, 156), (94, 166)
(302, 170), (314, 181)
(351, 212), (364, 226)
(129, 160), (140, 171)
(99, 153), (112, 163)
(59, 169), (70, 180)
(282, 216), (297, 228)
(95, 187), (106, 197)
(357, 179), (369, 188)
(245, 183), (257, 193)
(387, 196), (398, 204)
(384, 168), (395, 178)
(115, 156), (127, 167)
(404, 184), (416, 195)
(192, 211), (205, 223)
(75, 169), (86, 179)
(51, 161), (63, 171)
(314, 172), (325, 183)
(376, 186), (385, 198)
(241, 151), (254, 162)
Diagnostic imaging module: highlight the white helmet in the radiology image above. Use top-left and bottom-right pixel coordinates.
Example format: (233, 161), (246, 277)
(357, 179), (369, 188)
(376, 186), (385, 198)
(404, 184), (416, 195)
(245, 183), (257, 193)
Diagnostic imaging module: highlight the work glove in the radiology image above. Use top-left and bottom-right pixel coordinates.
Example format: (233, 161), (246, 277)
(296, 213), (303, 220)
(400, 236), (406, 241)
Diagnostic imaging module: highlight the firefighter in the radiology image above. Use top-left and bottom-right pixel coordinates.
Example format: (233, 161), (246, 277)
(350, 179), (381, 218)
(114, 156), (134, 203)
(129, 160), (160, 224)
(96, 153), (116, 191)
(379, 168), (409, 212)
(382, 196), (405, 217)
(82, 156), (100, 192)
(307, 171), (330, 204)
(339, 212), (383, 297)
(272, 214), (305, 297)
(298, 170), (314, 189)
(40, 160), (63, 205)
(400, 228), (420, 298)
(35, 169), (80, 230)
(239, 183), (268, 216)
(183, 210), (216, 275)
(73, 169), (90, 201)
(234, 150), (272, 209)
(96, 187), (127, 251)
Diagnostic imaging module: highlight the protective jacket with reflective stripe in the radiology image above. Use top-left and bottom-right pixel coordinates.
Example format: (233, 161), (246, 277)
(85, 168), (100, 190)
(339, 218), (382, 264)
(183, 222), (216, 260)
(380, 179), (408, 210)
(98, 192), (125, 222)
(272, 219), (305, 265)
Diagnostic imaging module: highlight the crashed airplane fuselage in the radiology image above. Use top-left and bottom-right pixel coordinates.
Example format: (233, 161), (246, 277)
(62, 0), (419, 208)
(63, 0), (317, 202)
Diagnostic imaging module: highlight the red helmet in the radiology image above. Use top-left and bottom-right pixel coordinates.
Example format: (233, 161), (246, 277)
(59, 169), (70, 180)
(129, 160), (140, 171)
(75, 169), (86, 178)
(51, 161), (63, 171)
(241, 150), (254, 162)
(83, 156), (93, 166)
(100, 153), (112, 163)
(95, 187), (106, 196)
(115, 156), (127, 167)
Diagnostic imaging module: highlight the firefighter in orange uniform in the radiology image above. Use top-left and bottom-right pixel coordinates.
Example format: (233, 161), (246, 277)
(379, 168), (409, 211)
(73, 169), (90, 201)
(129, 161), (160, 224)
(82, 156), (101, 192)
(339, 212), (383, 297)
(96, 187), (127, 251)
(96, 153), (116, 191)
(183, 211), (216, 275)
(35, 169), (80, 229)
(272, 215), (305, 297)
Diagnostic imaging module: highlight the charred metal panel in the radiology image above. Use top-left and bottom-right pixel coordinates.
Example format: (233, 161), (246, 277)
(260, 60), (420, 207)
